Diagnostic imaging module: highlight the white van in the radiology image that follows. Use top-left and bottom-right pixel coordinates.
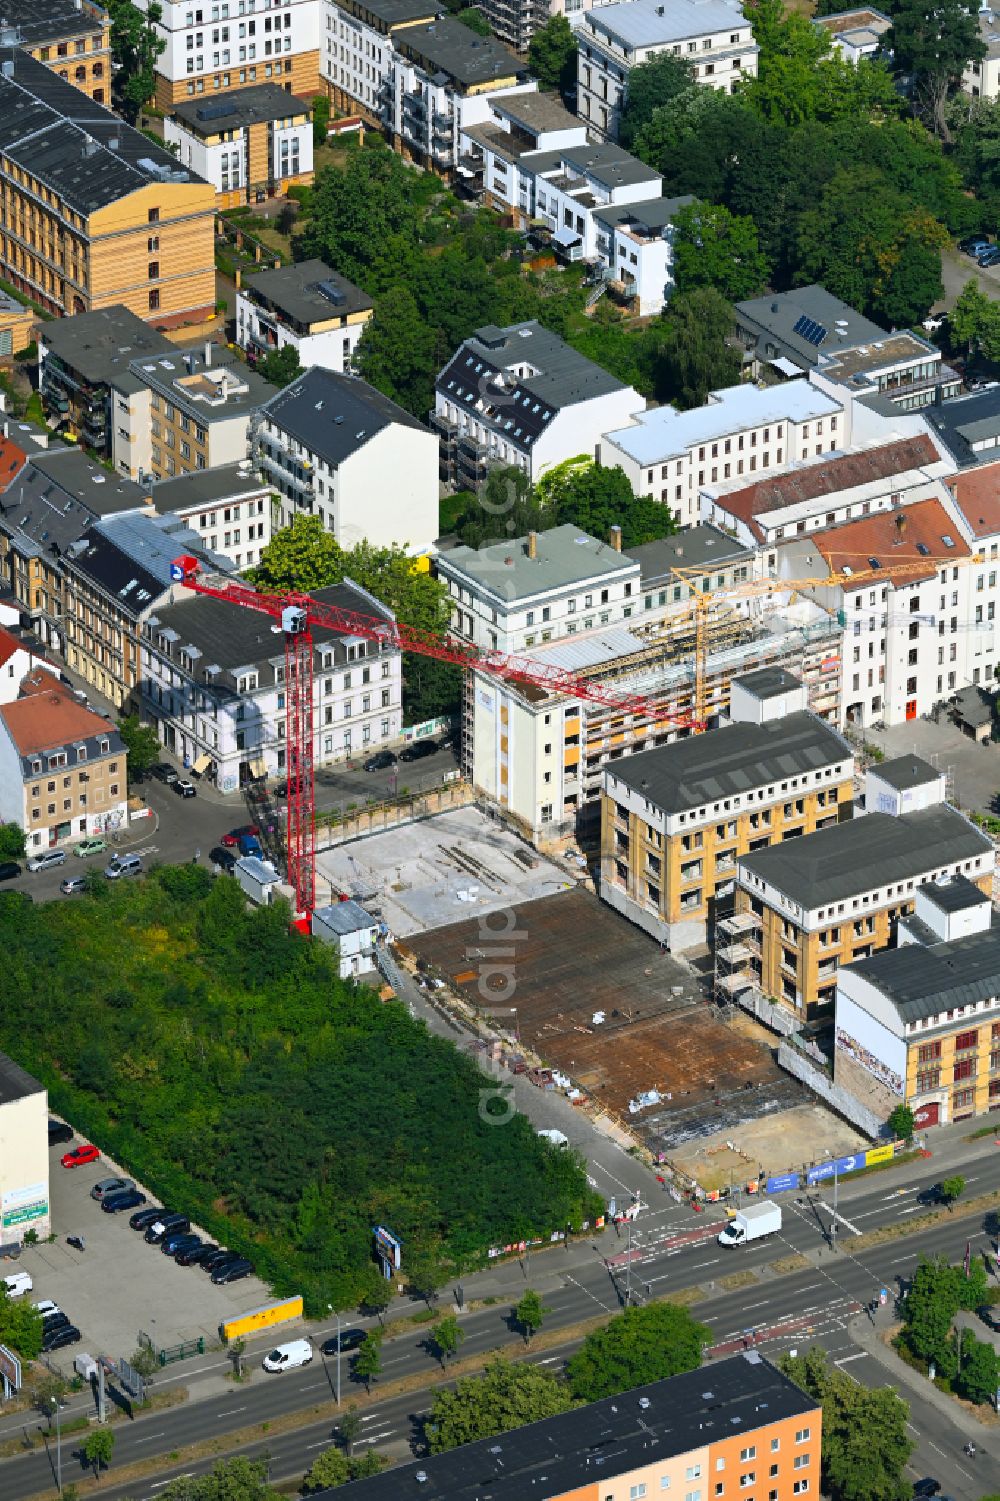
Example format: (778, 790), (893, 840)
(262, 1339), (313, 1373)
(105, 853), (142, 880)
(537, 1129), (569, 1149)
(27, 849), (67, 872)
(3, 1271), (33, 1298)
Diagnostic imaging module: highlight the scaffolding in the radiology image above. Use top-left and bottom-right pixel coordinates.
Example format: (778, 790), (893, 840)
(714, 911), (762, 1016)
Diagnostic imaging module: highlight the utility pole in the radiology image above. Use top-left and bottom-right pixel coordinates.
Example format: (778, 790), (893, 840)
(831, 1158), (839, 1253)
(50, 1398), (62, 1497)
(327, 1305), (342, 1406)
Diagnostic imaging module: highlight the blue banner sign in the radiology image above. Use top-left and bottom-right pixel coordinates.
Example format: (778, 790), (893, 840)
(765, 1173), (800, 1194)
(806, 1153), (866, 1186)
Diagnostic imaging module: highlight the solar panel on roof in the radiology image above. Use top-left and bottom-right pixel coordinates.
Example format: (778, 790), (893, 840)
(792, 314), (828, 347)
(195, 100), (235, 121)
(316, 280), (346, 307)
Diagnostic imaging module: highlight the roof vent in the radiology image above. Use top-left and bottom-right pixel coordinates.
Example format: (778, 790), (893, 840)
(415, 1472), (428, 1485)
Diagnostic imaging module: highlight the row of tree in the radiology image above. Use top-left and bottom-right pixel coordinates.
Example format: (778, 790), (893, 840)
(899, 1253), (1000, 1405)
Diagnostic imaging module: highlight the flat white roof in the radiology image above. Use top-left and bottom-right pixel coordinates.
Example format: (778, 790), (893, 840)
(604, 381), (842, 466)
(587, 0), (751, 47)
(527, 626), (647, 670)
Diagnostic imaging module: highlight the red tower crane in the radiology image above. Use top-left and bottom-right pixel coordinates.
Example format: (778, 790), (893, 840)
(170, 556), (705, 918)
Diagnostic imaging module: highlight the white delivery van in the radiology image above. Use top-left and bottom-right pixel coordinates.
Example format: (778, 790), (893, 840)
(537, 1129), (569, 1149)
(718, 1201), (782, 1247)
(2, 1270), (33, 1298)
(262, 1339), (313, 1373)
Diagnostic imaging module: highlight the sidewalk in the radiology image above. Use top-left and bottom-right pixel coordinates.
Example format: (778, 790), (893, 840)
(850, 1311), (999, 1450)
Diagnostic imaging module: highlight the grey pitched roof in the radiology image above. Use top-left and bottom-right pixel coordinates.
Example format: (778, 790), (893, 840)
(314, 899), (377, 935)
(0, 0), (104, 45)
(0, 1049), (43, 1106)
(150, 463), (269, 513)
(437, 321), (628, 440)
(394, 18), (525, 86)
(845, 924), (1000, 1023)
(610, 711), (850, 816)
(626, 523), (751, 583)
(493, 91), (579, 134)
(333, 1354), (816, 1501)
(172, 84), (310, 135)
(0, 450), (148, 562)
(260, 367), (426, 464)
(593, 193), (694, 233)
(0, 48), (205, 215)
(439, 523), (636, 603)
(735, 285), (886, 370)
(872, 754), (942, 793)
(734, 667), (803, 702)
(68, 513), (218, 619)
(241, 259), (372, 330)
(41, 305), (174, 387)
(333, 0), (437, 30)
(739, 805), (992, 910)
(919, 873), (989, 915)
(922, 388), (1000, 469)
(585, 0), (755, 50)
(524, 139), (661, 191)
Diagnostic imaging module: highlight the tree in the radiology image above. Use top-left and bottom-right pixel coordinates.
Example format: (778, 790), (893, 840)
(617, 54), (694, 151)
(954, 1326), (1000, 1406)
(939, 1174), (966, 1209)
(546, 462), (677, 546)
(901, 1254), (987, 1372)
(302, 1445), (388, 1490)
(312, 94), (330, 149)
(886, 1104), (915, 1143)
(671, 201), (769, 302)
(0, 823), (26, 860)
(656, 288), (742, 410)
(527, 16), (578, 98)
(566, 1303), (711, 1402)
(117, 714), (161, 783)
(889, 0), (986, 140)
(353, 1330), (383, 1392)
(430, 1312), (466, 1367)
(779, 1348), (912, 1501)
(359, 1273), (393, 1327)
(0, 1286), (43, 1359)
(875, 236), (943, 329)
(157, 1458), (279, 1499)
(82, 1427), (114, 1478)
(425, 1355), (574, 1452)
(256, 344), (302, 389)
(106, 0), (166, 122)
(357, 285), (437, 416)
(514, 1289), (549, 1345)
(338, 1405), (363, 1456)
(457, 6), (492, 34)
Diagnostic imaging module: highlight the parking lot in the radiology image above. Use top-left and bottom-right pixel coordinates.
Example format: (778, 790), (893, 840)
(13, 1132), (275, 1372)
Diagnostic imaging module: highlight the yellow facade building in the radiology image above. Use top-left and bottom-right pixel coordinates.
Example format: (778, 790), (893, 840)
(5, 0), (111, 103)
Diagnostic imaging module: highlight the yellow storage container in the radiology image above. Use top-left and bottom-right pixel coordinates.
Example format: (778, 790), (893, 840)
(220, 1295), (303, 1342)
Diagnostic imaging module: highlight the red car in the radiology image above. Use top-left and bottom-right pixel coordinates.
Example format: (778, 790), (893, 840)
(221, 824), (259, 848)
(61, 1144), (100, 1169)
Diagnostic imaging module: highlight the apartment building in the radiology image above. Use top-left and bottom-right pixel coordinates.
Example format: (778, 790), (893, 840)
(577, 0), (758, 141)
(964, 4), (1000, 100)
(0, 670), (128, 848)
(433, 320), (643, 488)
(342, 1353), (822, 1501)
(481, 0), (592, 56)
(777, 497), (978, 729)
(150, 462), (274, 571)
(0, 447), (153, 654)
(2, 0), (111, 103)
(944, 461), (1000, 691)
(814, 6), (891, 63)
(257, 365), (438, 552)
(0, 289), (35, 363)
(111, 343), (277, 483)
(0, 50), (215, 327)
(601, 380), (845, 530)
(165, 85), (313, 207)
(39, 304), (174, 455)
(601, 681), (854, 950)
(835, 873), (1000, 1127)
(733, 794), (994, 1016)
(0, 624), (57, 704)
(0, 1050), (49, 1244)
(236, 258), (372, 374)
(321, 0), (437, 121)
(140, 580), (402, 788)
(133, 0), (321, 111)
(702, 433), (949, 550)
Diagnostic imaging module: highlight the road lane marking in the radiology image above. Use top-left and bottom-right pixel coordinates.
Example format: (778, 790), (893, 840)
(217, 1408), (246, 1417)
(566, 1274), (614, 1312)
(135, 1433), (166, 1443)
(151, 1477), (193, 1490)
(834, 1353), (865, 1365)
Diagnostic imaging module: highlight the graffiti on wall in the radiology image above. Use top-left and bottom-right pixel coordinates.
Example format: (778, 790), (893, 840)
(835, 1026), (903, 1095)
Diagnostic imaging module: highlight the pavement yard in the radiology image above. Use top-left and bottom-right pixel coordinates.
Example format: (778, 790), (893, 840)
(866, 716), (999, 816)
(315, 806), (579, 936)
(667, 1103), (868, 1191)
(405, 887), (809, 1151)
(17, 1138), (274, 1373)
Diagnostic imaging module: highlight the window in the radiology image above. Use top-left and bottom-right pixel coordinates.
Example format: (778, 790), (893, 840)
(795, 1429), (811, 1444)
(793, 1483), (809, 1495)
(740, 1449), (756, 1462)
(686, 1467), (702, 1481)
(148, 262), (159, 280)
(740, 1476), (756, 1489)
(793, 1456), (810, 1470)
(148, 207), (160, 223)
(149, 289), (160, 311)
(630, 1488), (647, 1501)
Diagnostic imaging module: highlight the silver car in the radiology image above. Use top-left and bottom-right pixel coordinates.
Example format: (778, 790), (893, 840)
(91, 1176), (135, 1202)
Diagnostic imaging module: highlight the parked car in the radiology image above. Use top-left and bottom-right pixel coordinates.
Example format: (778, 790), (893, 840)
(321, 1327), (365, 1356)
(175, 1242), (219, 1268)
(102, 1188), (147, 1214)
(33, 1300), (60, 1318)
(0, 861), (22, 881)
(59, 876), (88, 895)
(921, 314), (946, 334)
(91, 1176), (134, 1202)
(61, 1144), (99, 1169)
(263, 1339), (313, 1373)
(162, 1231), (202, 1258)
(145, 1213), (191, 1245)
(27, 849), (67, 872)
(201, 1248), (240, 1273)
(129, 1206), (164, 1231)
(43, 1325), (81, 1352)
(222, 825), (259, 848)
(963, 235), (992, 256)
(977, 1304), (1000, 1332)
(105, 853), (142, 880)
(209, 846), (236, 873)
(150, 764), (179, 784)
(400, 739), (438, 763)
(239, 833), (263, 858)
(73, 838), (107, 858)
(47, 1119), (73, 1146)
(212, 1257), (253, 1284)
(42, 1312), (71, 1335)
(912, 1481), (941, 1498)
(173, 779), (197, 798)
(364, 751), (397, 772)
(2, 1271), (32, 1298)
(978, 245), (1000, 268)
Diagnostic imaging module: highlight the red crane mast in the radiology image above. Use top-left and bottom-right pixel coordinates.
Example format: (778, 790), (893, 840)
(170, 556), (704, 917)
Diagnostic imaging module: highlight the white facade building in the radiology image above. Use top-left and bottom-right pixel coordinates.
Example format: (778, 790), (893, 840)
(312, 899), (380, 977)
(0, 627), (57, 705)
(600, 380), (846, 529)
(322, 0), (435, 120)
(141, 580), (403, 788)
(814, 7), (892, 63)
(577, 0), (759, 141)
(257, 366), (438, 554)
(134, 0), (321, 109)
(163, 85), (313, 203)
(236, 260), (373, 375)
(150, 463), (275, 573)
(0, 1054), (49, 1247)
(964, 5), (1000, 100)
(432, 320), (644, 488)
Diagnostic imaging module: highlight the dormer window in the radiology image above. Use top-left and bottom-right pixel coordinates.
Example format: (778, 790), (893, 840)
(77, 746), (87, 762)
(99, 738), (110, 754)
(48, 752), (67, 770)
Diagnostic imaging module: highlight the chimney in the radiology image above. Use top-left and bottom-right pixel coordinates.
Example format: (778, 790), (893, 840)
(204, 340), (213, 368)
(527, 530), (537, 559)
(609, 524), (622, 552)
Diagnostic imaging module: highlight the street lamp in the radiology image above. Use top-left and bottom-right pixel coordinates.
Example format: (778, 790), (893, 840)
(327, 1304), (341, 1406)
(49, 1397), (62, 1496)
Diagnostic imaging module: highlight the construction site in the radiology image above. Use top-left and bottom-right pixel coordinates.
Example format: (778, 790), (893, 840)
(402, 886), (850, 1175)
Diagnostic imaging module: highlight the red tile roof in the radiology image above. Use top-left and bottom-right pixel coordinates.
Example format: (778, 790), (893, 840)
(0, 626), (22, 669)
(1, 675), (114, 756)
(714, 436), (941, 542)
(946, 461), (1000, 540)
(806, 497), (970, 584)
(0, 435), (27, 494)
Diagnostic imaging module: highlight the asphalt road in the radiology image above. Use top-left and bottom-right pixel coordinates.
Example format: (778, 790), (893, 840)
(5, 1151), (998, 1500)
